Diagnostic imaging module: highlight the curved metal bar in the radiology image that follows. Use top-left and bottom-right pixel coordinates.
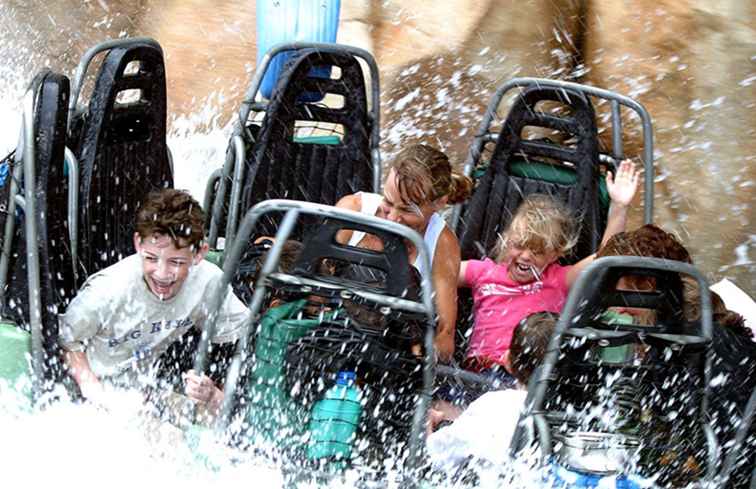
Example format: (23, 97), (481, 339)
(224, 135), (247, 248)
(516, 256), (713, 476)
(203, 168), (222, 216)
(67, 37), (162, 133)
(450, 77), (655, 227)
(166, 145), (174, 178)
(719, 387), (756, 486)
(205, 199), (436, 470)
(64, 147), (79, 283)
(22, 90), (45, 399)
(214, 209), (301, 431)
(237, 41), (382, 192)
(0, 160), (23, 313)
(14, 195), (25, 209)
(207, 146), (237, 248)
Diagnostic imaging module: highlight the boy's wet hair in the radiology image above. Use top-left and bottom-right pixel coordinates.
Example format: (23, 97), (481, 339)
(509, 311), (558, 385)
(496, 194), (579, 261)
(135, 189), (205, 251)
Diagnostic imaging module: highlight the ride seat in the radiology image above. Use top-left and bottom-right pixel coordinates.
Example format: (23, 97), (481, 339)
(452, 85), (604, 362)
(70, 40), (172, 279)
(457, 85), (603, 263)
(239, 48), (373, 239)
(6, 70), (75, 382)
(511, 258), (717, 487)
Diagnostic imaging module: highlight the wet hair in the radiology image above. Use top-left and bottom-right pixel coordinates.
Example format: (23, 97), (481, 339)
(496, 194), (579, 262)
(249, 239), (304, 285)
(389, 144), (472, 206)
(682, 276), (752, 339)
(597, 225), (752, 338)
(135, 189), (205, 251)
(596, 224), (692, 263)
(509, 311), (558, 385)
(342, 266), (424, 350)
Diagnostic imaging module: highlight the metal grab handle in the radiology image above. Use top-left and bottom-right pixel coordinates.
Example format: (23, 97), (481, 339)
(451, 77), (655, 228)
(202, 199), (437, 471)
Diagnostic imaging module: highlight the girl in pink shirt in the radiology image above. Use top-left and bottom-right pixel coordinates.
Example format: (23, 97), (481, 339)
(459, 160), (640, 370)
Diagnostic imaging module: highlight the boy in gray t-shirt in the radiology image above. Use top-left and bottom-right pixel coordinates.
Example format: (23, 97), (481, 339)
(60, 189), (247, 411)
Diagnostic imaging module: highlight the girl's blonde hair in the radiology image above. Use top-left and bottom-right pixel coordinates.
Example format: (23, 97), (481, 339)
(495, 194), (579, 262)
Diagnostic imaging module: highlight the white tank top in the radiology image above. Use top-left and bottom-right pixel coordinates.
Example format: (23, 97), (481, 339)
(347, 192), (446, 279)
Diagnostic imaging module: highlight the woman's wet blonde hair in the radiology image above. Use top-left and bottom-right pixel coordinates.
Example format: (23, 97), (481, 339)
(390, 144), (473, 206)
(495, 194), (579, 262)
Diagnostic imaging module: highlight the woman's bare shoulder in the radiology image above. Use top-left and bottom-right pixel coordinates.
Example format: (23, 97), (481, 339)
(434, 226), (461, 266)
(335, 193), (362, 211)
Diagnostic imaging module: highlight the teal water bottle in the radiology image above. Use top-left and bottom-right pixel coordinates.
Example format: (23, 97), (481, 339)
(306, 371), (362, 462)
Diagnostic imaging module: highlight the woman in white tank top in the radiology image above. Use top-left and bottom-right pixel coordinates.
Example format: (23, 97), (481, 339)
(336, 144), (472, 362)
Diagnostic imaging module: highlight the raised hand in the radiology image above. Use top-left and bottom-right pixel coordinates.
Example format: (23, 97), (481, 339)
(606, 159), (640, 208)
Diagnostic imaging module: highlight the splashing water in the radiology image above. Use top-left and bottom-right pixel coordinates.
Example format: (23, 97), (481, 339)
(2, 3), (752, 487)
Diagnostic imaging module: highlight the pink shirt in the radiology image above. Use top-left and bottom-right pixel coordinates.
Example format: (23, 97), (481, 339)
(465, 258), (570, 363)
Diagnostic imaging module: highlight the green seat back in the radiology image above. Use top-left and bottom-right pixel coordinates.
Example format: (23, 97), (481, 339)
(475, 158), (610, 211)
(0, 322), (32, 400)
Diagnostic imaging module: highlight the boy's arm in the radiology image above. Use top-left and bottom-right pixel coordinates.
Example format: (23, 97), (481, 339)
(183, 369), (223, 415)
(566, 160), (639, 287)
(59, 283), (106, 398)
(62, 350), (103, 400)
(210, 283), (249, 344)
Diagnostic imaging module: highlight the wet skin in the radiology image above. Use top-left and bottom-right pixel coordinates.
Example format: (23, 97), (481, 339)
(133, 232), (209, 301)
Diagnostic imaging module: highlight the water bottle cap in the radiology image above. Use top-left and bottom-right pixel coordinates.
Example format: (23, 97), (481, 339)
(336, 371), (356, 385)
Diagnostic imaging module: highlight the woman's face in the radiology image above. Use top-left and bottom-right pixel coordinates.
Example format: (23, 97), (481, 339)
(378, 168), (437, 232)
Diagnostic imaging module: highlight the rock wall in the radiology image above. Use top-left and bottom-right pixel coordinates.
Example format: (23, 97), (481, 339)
(0, 0), (753, 293)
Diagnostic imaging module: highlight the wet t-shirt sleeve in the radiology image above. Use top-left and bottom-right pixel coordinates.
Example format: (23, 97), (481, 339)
(58, 280), (107, 352)
(464, 259), (492, 288)
(544, 263), (571, 294)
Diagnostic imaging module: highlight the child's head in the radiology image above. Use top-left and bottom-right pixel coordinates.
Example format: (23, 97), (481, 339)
(496, 194), (578, 284)
(341, 265), (424, 351)
(506, 311), (558, 385)
(250, 239), (304, 281)
(133, 189), (207, 300)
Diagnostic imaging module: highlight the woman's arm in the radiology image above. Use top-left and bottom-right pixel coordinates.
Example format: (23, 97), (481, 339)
(431, 229), (461, 363)
(334, 193), (361, 244)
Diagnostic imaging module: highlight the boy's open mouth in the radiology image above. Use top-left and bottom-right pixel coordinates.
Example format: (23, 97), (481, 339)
(150, 278), (175, 296)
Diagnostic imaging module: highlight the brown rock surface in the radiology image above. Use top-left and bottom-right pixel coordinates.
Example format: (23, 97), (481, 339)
(0, 0), (753, 293)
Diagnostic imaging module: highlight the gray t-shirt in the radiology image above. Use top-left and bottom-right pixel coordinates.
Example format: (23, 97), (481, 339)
(59, 254), (247, 381)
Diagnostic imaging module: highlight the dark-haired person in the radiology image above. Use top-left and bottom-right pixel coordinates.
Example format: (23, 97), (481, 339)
(596, 223), (756, 488)
(335, 144), (473, 362)
(59, 189), (247, 411)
